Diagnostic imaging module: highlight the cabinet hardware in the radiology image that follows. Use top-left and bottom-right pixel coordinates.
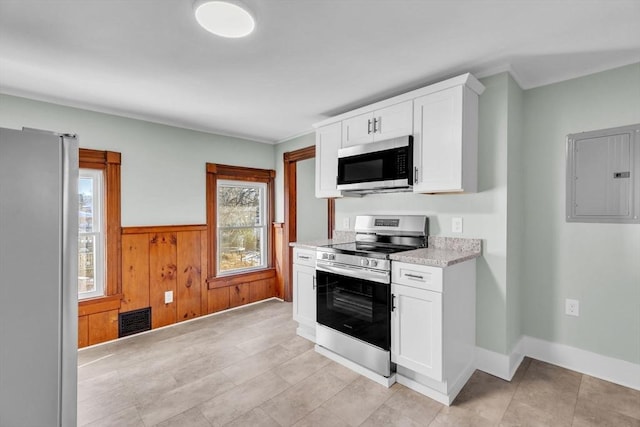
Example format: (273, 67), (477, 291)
(614, 172), (630, 178)
(405, 273), (424, 280)
(367, 119), (372, 134)
(414, 167), (419, 183)
(313, 277), (316, 290)
(391, 294), (396, 312)
(298, 255), (310, 260)
(373, 117), (380, 133)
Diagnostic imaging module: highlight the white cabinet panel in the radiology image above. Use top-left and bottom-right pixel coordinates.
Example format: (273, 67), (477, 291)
(315, 122), (342, 198)
(293, 263), (316, 329)
(391, 262), (443, 292)
(413, 86), (478, 193)
(391, 283), (443, 382)
(341, 101), (413, 147)
(342, 112), (375, 147)
(374, 101), (413, 141)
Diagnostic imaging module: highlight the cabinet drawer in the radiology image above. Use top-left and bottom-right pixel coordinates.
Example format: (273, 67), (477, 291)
(392, 261), (442, 292)
(293, 248), (316, 267)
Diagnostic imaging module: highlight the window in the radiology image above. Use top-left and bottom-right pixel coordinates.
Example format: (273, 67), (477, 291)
(78, 148), (121, 301)
(206, 163), (275, 278)
(78, 168), (105, 299)
(217, 180), (267, 274)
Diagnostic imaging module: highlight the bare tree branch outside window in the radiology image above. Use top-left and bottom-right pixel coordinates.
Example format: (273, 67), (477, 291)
(217, 180), (267, 273)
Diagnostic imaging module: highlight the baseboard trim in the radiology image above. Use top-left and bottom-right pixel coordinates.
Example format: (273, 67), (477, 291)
(475, 337), (523, 381)
(524, 336), (640, 391)
(476, 335), (640, 391)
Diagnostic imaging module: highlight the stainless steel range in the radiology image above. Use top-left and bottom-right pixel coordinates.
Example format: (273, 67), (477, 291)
(315, 215), (428, 377)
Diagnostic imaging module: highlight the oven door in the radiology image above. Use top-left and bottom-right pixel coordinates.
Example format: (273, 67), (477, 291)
(337, 135), (413, 191)
(316, 267), (390, 351)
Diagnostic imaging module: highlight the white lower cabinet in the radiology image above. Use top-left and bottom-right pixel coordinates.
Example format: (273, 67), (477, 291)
(391, 283), (443, 381)
(292, 248), (316, 341)
(391, 260), (476, 405)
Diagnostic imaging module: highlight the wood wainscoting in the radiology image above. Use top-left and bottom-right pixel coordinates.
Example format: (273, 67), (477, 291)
(79, 222), (284, 348)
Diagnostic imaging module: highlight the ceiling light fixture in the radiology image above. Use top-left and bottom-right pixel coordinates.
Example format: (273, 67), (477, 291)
(194, 0), (255, 38)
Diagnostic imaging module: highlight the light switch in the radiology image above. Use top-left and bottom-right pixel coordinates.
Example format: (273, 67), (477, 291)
(342, 217), (350, 229)
(452, 217), (463, 233)
(164, 290), (173, 304)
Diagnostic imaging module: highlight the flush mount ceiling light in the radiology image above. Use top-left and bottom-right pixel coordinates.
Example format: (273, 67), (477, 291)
(194, 0), (255, 38)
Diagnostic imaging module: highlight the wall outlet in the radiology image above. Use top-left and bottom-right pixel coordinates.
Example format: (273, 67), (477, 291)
(164, 290), (173, 304)
(452, 217), (463, 233)
(342, 217), (350, 229)
(565, 298), (579, 316)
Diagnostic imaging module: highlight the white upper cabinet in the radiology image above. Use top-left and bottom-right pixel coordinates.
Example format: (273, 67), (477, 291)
(342, 101), (413, 147)
(313, 73), (484, 198)
(315, 122), (342, 198)
(413, 85), (479, 193)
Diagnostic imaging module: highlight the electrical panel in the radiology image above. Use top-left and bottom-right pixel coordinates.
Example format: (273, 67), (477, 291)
(566, 124), (639, 223)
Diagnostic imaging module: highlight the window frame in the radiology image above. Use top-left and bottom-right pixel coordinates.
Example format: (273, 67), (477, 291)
(206, 163), (275, 280)
(216, 179), (268, 276)
(78, 168), (105, 299)
(78, 148), (121, 300)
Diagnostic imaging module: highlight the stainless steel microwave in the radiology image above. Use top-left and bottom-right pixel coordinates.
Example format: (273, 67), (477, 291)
(337, 135), (413, 194)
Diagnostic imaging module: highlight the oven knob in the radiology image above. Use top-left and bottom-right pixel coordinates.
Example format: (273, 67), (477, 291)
(328, 254), (335, 261)
(370, 260), (378, 267)
(360, 258), (368, 267)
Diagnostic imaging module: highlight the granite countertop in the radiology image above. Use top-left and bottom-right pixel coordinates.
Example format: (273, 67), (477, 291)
(291, 234), (481, 268)
(289, 230), (355, 249)
(389, 236), (482, 268)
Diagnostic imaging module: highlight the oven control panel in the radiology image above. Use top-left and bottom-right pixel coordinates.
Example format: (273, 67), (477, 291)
(317, 250), (390, 272)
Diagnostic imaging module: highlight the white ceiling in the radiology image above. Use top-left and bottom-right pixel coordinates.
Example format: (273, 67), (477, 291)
(1, 0), (639, 144)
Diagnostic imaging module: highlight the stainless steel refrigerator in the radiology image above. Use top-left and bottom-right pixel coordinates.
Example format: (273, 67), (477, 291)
(0, 127), (78, 426)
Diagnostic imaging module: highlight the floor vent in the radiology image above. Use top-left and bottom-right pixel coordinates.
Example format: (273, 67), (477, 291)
(119, 307), (151, 338)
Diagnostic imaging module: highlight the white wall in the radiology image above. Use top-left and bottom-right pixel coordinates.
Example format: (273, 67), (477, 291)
(0, 94), (275, 227)
(522, 63), (640, 364)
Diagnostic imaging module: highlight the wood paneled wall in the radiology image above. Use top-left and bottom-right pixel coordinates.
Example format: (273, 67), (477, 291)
(79, 222), (284, 348)
(122, 225), (207, 330)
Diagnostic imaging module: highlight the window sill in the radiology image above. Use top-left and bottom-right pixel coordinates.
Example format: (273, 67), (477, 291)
(78, 294), (122, 316)
(207, 268), (276, 290)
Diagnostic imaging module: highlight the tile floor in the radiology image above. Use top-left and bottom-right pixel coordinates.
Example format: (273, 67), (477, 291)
(78, 299), (640, 427)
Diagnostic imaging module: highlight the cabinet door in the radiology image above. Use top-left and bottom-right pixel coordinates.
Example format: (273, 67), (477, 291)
(391, 283), (443, 381)
(293, 264), (316, 328)
(413, 86), (464, 193)
(373, 100), (413, 141)
(315, 122), (342, 198)
(342, 112), (374, 147)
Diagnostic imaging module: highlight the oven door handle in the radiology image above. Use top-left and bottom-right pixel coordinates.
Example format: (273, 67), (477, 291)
(316, 263), (390, 284)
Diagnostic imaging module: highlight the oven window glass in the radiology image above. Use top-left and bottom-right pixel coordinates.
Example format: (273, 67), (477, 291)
(316, 270), (390, 350)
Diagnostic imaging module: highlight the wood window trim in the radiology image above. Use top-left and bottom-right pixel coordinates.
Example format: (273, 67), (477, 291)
(206, 163), (275, 281)
(282, 145), (335, 302)
(79, 148), (122, 302)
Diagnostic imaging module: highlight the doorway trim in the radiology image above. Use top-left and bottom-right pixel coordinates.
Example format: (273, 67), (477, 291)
(283, 145), (334, 301)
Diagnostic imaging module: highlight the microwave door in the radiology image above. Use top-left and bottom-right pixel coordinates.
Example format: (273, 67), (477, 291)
(337, 143), (412, 191)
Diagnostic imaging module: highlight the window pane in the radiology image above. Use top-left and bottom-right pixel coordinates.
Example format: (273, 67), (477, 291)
(218, 185), (263, 227)
(78, 177), (94, 232)
(78, 235), (96, 294)
(219, 227), (263, 272)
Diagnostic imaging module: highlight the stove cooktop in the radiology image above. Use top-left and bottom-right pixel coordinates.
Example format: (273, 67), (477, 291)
(320, 242), (417, 258)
